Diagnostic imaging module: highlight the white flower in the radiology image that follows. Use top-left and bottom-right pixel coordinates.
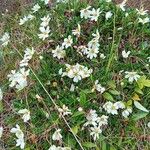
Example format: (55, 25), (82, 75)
(80, 6), (91, 19)
(38, 26), (50, 40)
(16, 138), (25, 149)
(78, 107), (83, 112)
(41, 15), (51, 27)
(70, 84), (75, 92)
(18, 109), (30, 122)
(114, 101), (125, 109)
(103, 102), (118, 115)
(122, 50), (130, 58)
(0, 32), (10, 46)
(62, 35), (73, 49)
(48, 145), (57, 150)
(92, 80), (105, 93)
(138, 17), (150, 24)
(118, 0), (127, 11)
(62, 63), (92, 83)
(52, 45), (66, 59)
(8, 68), (30, 90)
(41, 0), (49, 5)
(0, 126), (3, 138)
(90, 126), (102, 141)
(80, 46), (88, 55)
(52, 129), (62, 141)
(72, 24), (81, 37)
(32, 4), (41, 13)
(58, 105), (72, 116)
(84, 109), (98, 127)
(147, 57), (150, 62)
(106, 0), (112, 2)
(105, 11), (113, 20)
(125, 71), (140, 83)
(27, 14), (35, 20)
(0, 88), (3, 101)
(100, 53), (106, 59)
(89, 8), (101, 21)
(10, 124), (24, 139)
(19, 16), (28, 25)
(87, 47), (99, 59)
(20, 47), (35, 67)
(122, 108), (132, 118)
(136, 8), (148, 16)
(147, 122), (150, 128)
(97, 115), (108, 127)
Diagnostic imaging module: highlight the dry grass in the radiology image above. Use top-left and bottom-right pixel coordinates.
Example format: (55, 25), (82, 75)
(0, 0), (150, 13)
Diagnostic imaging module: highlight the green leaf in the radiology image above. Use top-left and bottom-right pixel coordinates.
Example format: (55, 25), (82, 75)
(71, 126), (79, 135)
(80, 91), (87, 106)
(134, 101), (149, 113)
(72, 111), (84, 117)
(109, 90), (120, 95)
(137, 76), (150, 89)
(103, 92), (114, 101)
(107, 80), (116, 89)
(0, 101), (3, 113)
(83, 142), (96, 148)
(134, 87), (143, 95)
(132, 112), (149, 121)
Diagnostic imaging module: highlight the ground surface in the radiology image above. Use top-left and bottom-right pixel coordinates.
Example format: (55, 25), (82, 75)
(0, 0), (150, 13)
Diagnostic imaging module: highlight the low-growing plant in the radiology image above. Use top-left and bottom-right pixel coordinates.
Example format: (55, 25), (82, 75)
(0, 0), (150, 150)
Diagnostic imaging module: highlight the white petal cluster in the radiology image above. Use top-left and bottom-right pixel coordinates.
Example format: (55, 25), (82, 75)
(103, 101), (125, 115)
(0, 32), (10, 47)
(62, 35), (73, 49)
(48, 145), (71, 150)
(58, 105), (72, 116)
(41, 15), (51, 27)
(0, 88), (3, 101)
(72, 24), (81, 37)
(38, 15), (51, 40)
(138, 17), (150, 24)
(32, 4), (41, 13)
(0, 126), (3, 138)
(136, 8), (148, 16)
(92, 80), (105, 94)
(122, 50), (130, 58)
(78, 30), (100, 59)
(41, 0), (49, 5)
(8, 68), (30, 90)
(62, 63), (93, 82)
(19, 14), (34, 25)
(18, 109), (31, 122)
(118, 0), (127, 11)
(19, 47), (35, 67)
(52, 45), (66, 59)
(105, 11), (113, 20)
(52, 129), (62, 141)
(122, 107), (132, 118)
(125, 71), (140, 83)
(10, 124), (25, 149)
(84, 109), (109, 141)
(80, 6), (101, 21)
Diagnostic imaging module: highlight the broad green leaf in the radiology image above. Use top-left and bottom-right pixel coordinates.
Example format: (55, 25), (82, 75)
(137, 76), (150, 89)
(80, 91), (86, 106)
(72, 111), (84, 117)
(134, 87), (143, 95)
(107, 80), (116, 89)
(132, 112), (148, 121)
(83, 142), (96, 148)
(71, 126), (79, 135)
(134, 101), (149, 113)
(109, 90), (120, 95)
(103, 92), (114, 101)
